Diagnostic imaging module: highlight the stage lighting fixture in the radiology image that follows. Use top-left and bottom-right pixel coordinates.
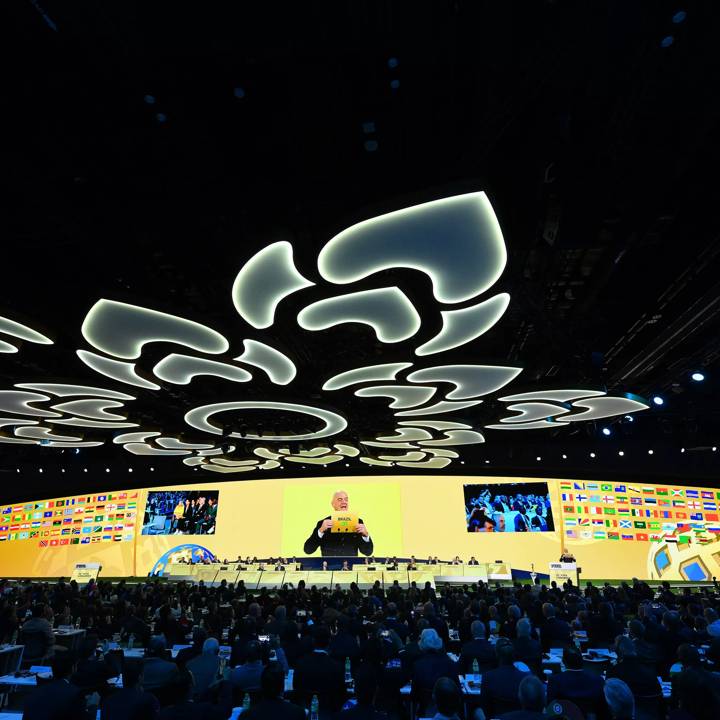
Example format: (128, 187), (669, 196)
(618, 451), (624, 456)
(624, 415), (634, 422)
(536, 456), (541, 461)
(484, 460), (489, 464)
(602, 427), (611, 436)
(661, 36), (674, 47)
(672, 10), (687, 23)
(691, 372), (705, 382)
(713, 447), (718, 452)
(233, 87), (246, 99)
(589, 452), (596, 458)
(648, 449), (654, 455)
(390, 79), (400, 90)
(681, 448), (685, 453)
(652, 396), (664, 406)
(388, 57), (399, 68)
(105, 468), (109, 472)
(83, 468), (87, 472)
(38, 468), (42, 473)
(128, 467), (133, 472)
(562, 454), (567, 459)
(61, 468), (64, 472)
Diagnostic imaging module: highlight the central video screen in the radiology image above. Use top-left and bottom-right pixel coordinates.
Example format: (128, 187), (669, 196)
(464, 481), (554, 532)
(141, 490), (219, 536)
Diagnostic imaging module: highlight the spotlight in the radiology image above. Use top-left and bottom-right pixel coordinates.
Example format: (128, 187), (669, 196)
(562, 454), (567, 459)
(128, 468), (133, 472)
(536, 456), (541, 461)
(618, 451), (624, 457)
(590, 452), (596, 458)
(38, 468), (43, 473)
(624, 415), (634, 422)
(691, 372), (705, 382)
(83, 468), (87, 472)
(661, 35), (674, 48)
(75, 448), (80, 454)
(150, 467), (155, 472)
(387, 57), (399, 68)
(105, 468), (110, 473)
(61, 468), (65, 473)
(672, 10), (687, 23)
(652, 396), (664, 406)
(233, 87), (246, 99)
(484, 460), (489, 464)
(16, 468), (19, 473)
(602, 427), (611, 436)
(648, 449), (654, 455)
(713, 447), (718, 452)
(681, 448), (685, 453)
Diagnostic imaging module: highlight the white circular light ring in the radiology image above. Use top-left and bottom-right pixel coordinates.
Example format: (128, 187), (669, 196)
(184, 401), (347, 441)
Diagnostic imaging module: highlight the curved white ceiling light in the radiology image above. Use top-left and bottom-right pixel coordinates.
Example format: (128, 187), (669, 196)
(398, 419), (471, 431)
(153, 353), (252, 385)
(485, 420), (563, 430)
(395, 399), (483, 417)
(235, 339), (296, 385)
(285, 455), (344, 465)
(0, 436), (39, 444)
(123, 443), (190, 456)
(398, 457), (452, 469)
(0, 391), (60, 418)
(0, 316), (53, 345)
(354, 385), (436, 409)
(113, 431), (160, 444)
(419, 429), (485, 446)
(51, 399), (128, 421)
(362, 440), (419, 449)
(184, 401), (347, 441)
(0, 340), (18, 353)
(209, 458), (259, 467)
(378, 451), (427, 462)
(52, 417), (137, 429)
(556, 396), (649, 423)
(44, 440), (103, 448)
(253, 447), (283, 460)
(359, 457), (394, 467)
(298, 287), (421, 343)
(284, 447), (332, 457)
(196, 446), (233, 457)
(407, 364), (522, 400)
(334, 444), (360, 457)
(318, 192), (507, 304)
(0, 417), (38, 429)
(82, 299), (229, 360)
(155, 437), (215, 450)
(500, 402), (570, 424)
(376, 427), (434, 443)
(77, 350), (161, 391)
(416, 293), (511, 356)
(183, 456), (206, 467)
(425, 448), (459, 458)
(323, 362), (413, 392)
(498, 389), (606, 403)
(202, 464), (255, 474)
(16, 383), (135, 401)
(15, 426), (83, 442)
(232, 241), (315, 329)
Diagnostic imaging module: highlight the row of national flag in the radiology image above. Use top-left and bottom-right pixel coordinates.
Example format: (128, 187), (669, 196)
(561, 481), (720, 542)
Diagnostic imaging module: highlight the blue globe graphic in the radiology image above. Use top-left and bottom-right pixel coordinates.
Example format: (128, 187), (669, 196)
(149, 544), (216, 576)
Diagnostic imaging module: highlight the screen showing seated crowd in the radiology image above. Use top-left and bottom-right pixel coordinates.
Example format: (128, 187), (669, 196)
(464, 481), (555, 532)
(141, 490), (219, 535)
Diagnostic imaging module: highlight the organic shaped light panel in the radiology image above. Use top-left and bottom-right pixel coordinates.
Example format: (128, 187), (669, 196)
(556, 396), (649, 423)
(395, 399), (483, 417)
(82, 299), (229, 359)
(235, 339), (296, 385)
(51, 399), (129, 421)
(317, 192), (506, 304)
(123, 443), (190, 456)
(0, 340), (18, 354)
(113, 431), (160, 444)
(0, 391), (61, 418)
(155, 437), (215, 450)
(376, 427), (434, 443)
(419, 429), (485, 446)
(16, 383), (134, 401)
(232, 241), (315, 329)
(354, 385), (436, 409)
(407, 365), (522, 400)
(323, 362), (413, 391)
(500, 402), (571, 424)
(398, 419), (472, 431)
(415, 293), (510, 356)
(0, 316), (53, 345)
(485, 420), (562, 430)
(298, 287), (421, 343)
(0, 418), (38, 429)
(15, 426), (83, 443)
(498, 389), (607, 403)
(153, 354), (252, 385)
(77, 350), (161, 391)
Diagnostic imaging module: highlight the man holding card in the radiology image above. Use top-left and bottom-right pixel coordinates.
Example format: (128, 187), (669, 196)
(303, 489), (374, 557)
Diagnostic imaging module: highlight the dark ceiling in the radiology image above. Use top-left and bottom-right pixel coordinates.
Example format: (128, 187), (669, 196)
(3, 0), (720, 501)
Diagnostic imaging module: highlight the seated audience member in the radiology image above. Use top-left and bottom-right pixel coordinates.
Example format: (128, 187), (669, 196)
(100, 659), (160, 720)
(431, 677), (463, 720)
(547, 646), (604, 706)
(606, 635), (662, 697)
(329, 615), (361, 664)
(451, 556), (462, 565)
(142, 636), (179, 692)
(512, 618), (542, 669)
(603, 678), (635, 720)
(230, 641), (264, 691)
(628, 618), (660, 665)
(186, 637), (221, 699)
(21, 604), (57, 660)
(407, 556), (418, 571)
(23, 654), (96, 720)
(341, 560), (351, 571)
(383, 602), (408, 643)
(339, 664), (386, 719)
(411, 629), (458, 697)
(500, 675), (547, 720)
(293, 625), (345, 712)
(174, 626), (207, 667)
(157, 670), (228, 720)
(459, 620), (495, 673)
(705, 607), (720, 638)
(539, 603), (572, 651)
(468, 556), (479, 566)
(480, 639), (529, 714)
(241, 663), (304, 720)
(587, 602), (622, 646)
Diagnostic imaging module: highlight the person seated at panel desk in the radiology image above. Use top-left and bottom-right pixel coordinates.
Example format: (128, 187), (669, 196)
(451, 555), (463, 565)
(340, 560), (352, 571)
(427, 556), (438, 565)
(274, 558), (287, 571)
(386, 556), (399, 570)
(468, 556), (480, 566)
(408, 556), (418, 571)
(303, 489), (373, 557)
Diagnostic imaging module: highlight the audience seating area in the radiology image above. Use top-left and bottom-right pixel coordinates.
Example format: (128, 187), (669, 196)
(0, 574), (719, 719)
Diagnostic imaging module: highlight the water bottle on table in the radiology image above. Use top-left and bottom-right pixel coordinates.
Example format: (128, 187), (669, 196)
(310, 694), (319, 720)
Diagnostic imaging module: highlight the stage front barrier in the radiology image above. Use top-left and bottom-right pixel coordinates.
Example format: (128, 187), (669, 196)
(213, 565), (241, 586)
(195, 565), (219, 584)
(257, 571), (285, 588)
(463, 563), (489, 583)
(333, 571), (356, 587)
(383, 570), (408, 586)
(408, 571), (436, 588)
(438, 563), (464, 576)
(164, 563), (196, 581)
(283, 571), (309, 587)
(356, 570), (384, 588)
(70, 562), (101, 585)
(306, 571), (333, 586)
(236, 571), (262, 589)
(549, 562), (578, 586)
(488, 562), (512, 581)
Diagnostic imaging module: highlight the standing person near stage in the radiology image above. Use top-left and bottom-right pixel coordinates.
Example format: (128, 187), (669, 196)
(303, 490), (373, 557)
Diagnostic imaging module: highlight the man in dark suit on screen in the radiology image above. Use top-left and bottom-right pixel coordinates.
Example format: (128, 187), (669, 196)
(303, 490), (373, 557)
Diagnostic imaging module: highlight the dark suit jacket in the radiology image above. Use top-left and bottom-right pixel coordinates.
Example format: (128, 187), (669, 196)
(547, 669), (605, 702)
(539, 617), (572, 650)
(242, 698), (305, 720)
(480, 665), (529, 705)
(186, 653), (221, 697)
(329, 632), (361, 663)
(303, 517), (373, 557)
(411, 652), (458, 694)
(293, 650), (345, 706)
(607, 657), (662, 697)
(142, 657), (179, 691)
(458, 639), (496, 673)
(22, 679), (92, 720)
(101, 687), (160, 720)
(512, 637), (542, 665)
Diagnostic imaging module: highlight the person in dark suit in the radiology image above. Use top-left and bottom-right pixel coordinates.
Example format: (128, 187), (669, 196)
(480, 639), (529, 715)
(174, 626), (207, 668)
(458, 621), (495, 673)
(329, 616), (361, 665)
(559, 548), (576, 563)
(512, 619), (542, 670)
(606, 636), (662, 697)
(303, 490), (373, 557)
(382, 603), (408, 643)
(411, 629), (458, 697)
(499, 675), (547, 720)
(431, 677), (462, 720)
(241, 663), (305, 720)
(142, 636), (179, 693)
(547, 646), (605, 705)
(71, 638), (113, 696)
(23, 654), (95, 720)
(539, 603), (572, 651)
(100, 659), (159, 720)
(338, 664), (387, 719)
(468, 556), (480, 566)
(157, 670), (230, 720)
(293, 625), (346, 713)
(186, 638), (221, 699)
